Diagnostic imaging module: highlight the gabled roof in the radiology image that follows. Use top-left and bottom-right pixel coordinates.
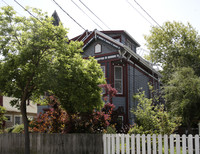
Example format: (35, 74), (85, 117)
(101, 30), (140, 47)
(71, 29), (161, 77)
(3, 96), (37, 114)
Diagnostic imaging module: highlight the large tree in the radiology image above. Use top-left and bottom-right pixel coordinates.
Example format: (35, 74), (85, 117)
(0, 6), (104, 154)
(144, 21), (200, 83)
(164, 67), (200, 132)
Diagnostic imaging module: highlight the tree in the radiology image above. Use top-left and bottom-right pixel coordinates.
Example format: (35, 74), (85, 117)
(51, 55), (105, 114)
(0, 6), (104, 154)
(164, 67), (200, 133)
(129, 90), (180, 135)
(144, 21), (200, 83)
(0, 106), (7, 131)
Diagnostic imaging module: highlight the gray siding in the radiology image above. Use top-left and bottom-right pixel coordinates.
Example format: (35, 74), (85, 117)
(112, 97), (126, 114)
(83, 39), (118, 58)
(128, 64), (150, 124)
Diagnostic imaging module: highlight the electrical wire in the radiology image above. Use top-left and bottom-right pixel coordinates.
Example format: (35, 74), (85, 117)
(52, 0), (86, 31)
(78, 0), (111, 30)
(14, 0), (43, 24)
(133, 0), (162, 28)
(126, 0), (153, 26)
(71, 0), (103, 30)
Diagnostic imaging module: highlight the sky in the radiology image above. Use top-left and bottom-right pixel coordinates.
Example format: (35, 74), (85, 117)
(1, 0), (200, 56)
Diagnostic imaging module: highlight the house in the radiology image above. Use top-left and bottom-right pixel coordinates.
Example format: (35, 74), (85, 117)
(71, 30), (161, 125)
(0, 96), (37, 128)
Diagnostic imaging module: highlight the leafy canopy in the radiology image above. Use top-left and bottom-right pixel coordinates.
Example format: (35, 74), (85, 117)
(164, 67), (200, 127)
(145, 21), (200, 82)
(0, 6), (104, 153)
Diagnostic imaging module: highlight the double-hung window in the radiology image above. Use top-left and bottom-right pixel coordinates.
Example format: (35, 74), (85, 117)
(114, 66), (123, 94)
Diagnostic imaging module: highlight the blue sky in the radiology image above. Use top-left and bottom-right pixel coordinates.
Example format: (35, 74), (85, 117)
(1, 0), (200, 55)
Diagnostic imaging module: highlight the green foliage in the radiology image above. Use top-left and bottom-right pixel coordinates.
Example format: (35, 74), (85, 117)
(129, 90), (180, 135)
(105, 125), (116, 134)
(144, 21), (200, 83)
(164, 67), (200, 129)
(51, 55), (105, 114)
(0, 106), (7, 129)
(12, 124), (24, 133)
(5, 124), (24, 133)
(0, 6), (104, 153)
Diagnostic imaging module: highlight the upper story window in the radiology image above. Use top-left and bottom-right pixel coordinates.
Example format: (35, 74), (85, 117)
(95, 44), (101, 53)
(114, 66), (123, 94)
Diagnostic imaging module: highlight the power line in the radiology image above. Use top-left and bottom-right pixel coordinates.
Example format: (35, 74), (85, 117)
(14, 0), (43, 24)
(126, 0), (154, 26)
(52, 0), (86, 31)
(133, 0), (162, 28)
(78, 0), (111, 30)
(71, 0), (103, 30)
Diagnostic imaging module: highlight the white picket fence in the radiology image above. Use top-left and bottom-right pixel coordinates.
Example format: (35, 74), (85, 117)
(103, 134), (200, 154)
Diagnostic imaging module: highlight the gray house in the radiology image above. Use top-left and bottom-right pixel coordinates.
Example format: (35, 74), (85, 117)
(71, 30), (161, 125)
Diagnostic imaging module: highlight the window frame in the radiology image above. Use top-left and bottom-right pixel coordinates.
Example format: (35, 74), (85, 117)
(5, 114), (12, 122)
(14, 115), (22, 125)
(94, 44), (102, 54)
(114, 66), (123, 94)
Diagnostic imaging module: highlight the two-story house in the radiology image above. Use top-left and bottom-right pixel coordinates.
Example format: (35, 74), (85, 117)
(71, 30), (161, 125)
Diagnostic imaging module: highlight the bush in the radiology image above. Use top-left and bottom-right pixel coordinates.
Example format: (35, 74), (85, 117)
(5, 124), (24, 133)
(12, 124), (24, 133)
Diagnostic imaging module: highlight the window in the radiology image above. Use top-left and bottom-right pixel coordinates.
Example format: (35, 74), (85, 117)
(14, 116), (22, 125)
(95, 44), (101, 53)
(114, 66), (123, 94)
(5, 115), (12, 122)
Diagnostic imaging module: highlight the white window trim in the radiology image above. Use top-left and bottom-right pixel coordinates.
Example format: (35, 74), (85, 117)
(5, 114), (12, 122)
(95, 44), (101, 53)
(114, 66), (123, 94)
(14, 115), (22, 125)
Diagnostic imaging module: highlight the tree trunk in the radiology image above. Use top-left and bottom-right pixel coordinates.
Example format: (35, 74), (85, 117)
(21, 99), (30, 154)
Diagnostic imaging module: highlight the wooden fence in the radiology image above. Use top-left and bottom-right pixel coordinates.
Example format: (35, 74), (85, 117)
(103, 134), (200, 154)
(0, 133), (103, 154)
(0, 133), (199, 154)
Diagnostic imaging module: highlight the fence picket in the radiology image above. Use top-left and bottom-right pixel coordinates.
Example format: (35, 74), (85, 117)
(182, 135), (187, 154)
(103, 135), (107, 154)
(170, 135), (174, 154)
(111, 134), (115, 154)
(195, 135), (199, 154)
(152, 134), (157, 154)
(125, 134), (130, 154)
(176, 134), (180, 154)
(147, 134), (151, 154)
(142, 134), (146, 154)
(136, 134), (140, 154)
(116, 134), (120, 154)
(108, 134), (111, 154)
(164, 135), (168, 154)
(188, 134), (193, 154)
(121, 134), (125, 154)
(158, 134), (162, 154)
(131, 134), (135, 154)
